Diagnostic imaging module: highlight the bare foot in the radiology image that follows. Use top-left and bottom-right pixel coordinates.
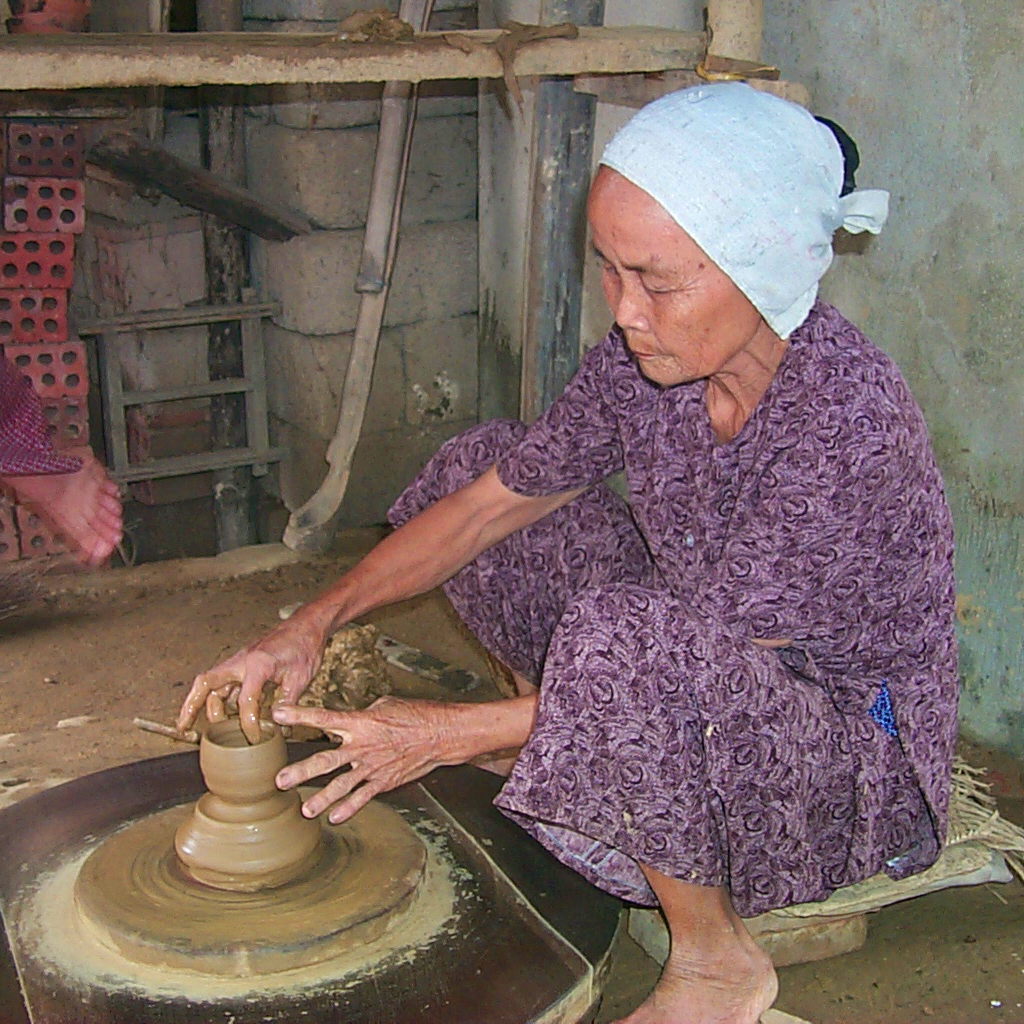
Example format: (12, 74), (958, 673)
(614, 932), (777, 1024)
(4, 449), (123, 567)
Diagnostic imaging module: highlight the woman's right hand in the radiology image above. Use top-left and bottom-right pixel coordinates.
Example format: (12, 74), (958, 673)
(175, 610), (330, 745)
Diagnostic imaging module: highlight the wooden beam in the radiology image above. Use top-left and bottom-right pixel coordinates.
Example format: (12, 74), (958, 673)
(87, 131), (315, 241)
(78, 301), (280, 335)
(0, 27), (706, 90)
(575, 70), (810, 109)
(197, 0), (258, 553)
(520, 0), (604, 423)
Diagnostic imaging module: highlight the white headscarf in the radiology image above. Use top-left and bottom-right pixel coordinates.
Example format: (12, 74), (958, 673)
(599, 82), (889, 338)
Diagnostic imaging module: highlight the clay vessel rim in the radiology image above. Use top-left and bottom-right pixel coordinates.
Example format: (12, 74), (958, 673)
(203, 719), (276, 749)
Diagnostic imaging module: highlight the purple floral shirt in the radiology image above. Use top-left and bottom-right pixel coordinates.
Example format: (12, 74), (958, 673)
(497, 301), (959, 839)
(0, 354), (79, 477)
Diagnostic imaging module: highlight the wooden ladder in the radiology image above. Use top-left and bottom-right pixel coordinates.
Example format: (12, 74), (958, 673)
(79, 300), (285, 485)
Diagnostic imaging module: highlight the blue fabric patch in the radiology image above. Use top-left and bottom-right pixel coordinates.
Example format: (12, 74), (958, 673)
(868, 680), (898, 737)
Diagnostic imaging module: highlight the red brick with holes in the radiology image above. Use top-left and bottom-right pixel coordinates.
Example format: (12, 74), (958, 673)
(1, 116), (99, 565)
(14, 503), (67, 559)
(0, 233), (74, 289)
(40, 395), (89, 448)
(4, 122), (84, 178)
(2, 178), (85, 234)
(0, 499), (20, 562)
(5, 340), (88, 399)
(0, 288), (68, 344)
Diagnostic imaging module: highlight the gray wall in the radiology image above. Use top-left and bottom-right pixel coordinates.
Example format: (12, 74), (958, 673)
(243, 0), (480, 527)
(758, 1), (1023, 756)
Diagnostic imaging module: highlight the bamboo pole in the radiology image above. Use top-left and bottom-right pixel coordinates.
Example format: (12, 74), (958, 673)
(706, 0), (763, 62)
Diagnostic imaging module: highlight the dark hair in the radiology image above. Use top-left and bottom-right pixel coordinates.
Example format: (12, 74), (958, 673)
(815, 116), (860, 196)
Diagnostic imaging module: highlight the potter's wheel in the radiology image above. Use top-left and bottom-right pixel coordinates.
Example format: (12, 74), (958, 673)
(73, 798), (427, 976)
(0, 747), (622, 1024)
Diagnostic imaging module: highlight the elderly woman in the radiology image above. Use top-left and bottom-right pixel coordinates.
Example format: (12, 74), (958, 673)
(179, 83), (957, 1024)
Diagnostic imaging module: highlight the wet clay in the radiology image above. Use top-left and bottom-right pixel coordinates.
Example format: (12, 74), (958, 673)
(21, 804), (461, 999)
(72, 799), (428, 976)
(67, 721), (434, 978)
(174, 720), (321, 892)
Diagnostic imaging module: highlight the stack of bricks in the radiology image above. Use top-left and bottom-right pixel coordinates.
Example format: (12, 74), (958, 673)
(0, 120), (89, 562)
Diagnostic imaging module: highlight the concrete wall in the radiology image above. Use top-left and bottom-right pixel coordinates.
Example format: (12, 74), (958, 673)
(243, 0), (480, 526)
(755, 1), (1024, 757)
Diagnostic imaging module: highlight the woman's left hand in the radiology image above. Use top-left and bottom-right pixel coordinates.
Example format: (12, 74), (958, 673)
(271, 696), (460, 825)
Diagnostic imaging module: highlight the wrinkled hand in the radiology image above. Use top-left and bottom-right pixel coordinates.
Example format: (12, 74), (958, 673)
(272, 696), (459, 824)
(5, 449), (122, 567)
(176, 612), (329, 745)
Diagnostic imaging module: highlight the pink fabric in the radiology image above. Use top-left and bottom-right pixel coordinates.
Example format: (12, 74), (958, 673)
(0, 354), (80, 477)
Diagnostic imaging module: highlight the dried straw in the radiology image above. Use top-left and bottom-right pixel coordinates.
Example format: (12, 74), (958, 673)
(948, 756), (1024, 881)
(0, 561), (44, 620)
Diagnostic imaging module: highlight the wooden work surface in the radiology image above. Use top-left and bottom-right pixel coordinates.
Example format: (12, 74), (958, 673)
(0, 27), (705, 90)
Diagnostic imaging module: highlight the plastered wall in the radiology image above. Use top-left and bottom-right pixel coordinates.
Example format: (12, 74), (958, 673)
(758, 1), (1024, 756)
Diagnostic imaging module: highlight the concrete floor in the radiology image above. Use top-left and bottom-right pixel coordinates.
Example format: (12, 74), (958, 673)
(1, 541), (1022, 1023)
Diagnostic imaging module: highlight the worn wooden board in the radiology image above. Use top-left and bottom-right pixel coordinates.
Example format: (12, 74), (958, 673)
(0, 27), (704, 90)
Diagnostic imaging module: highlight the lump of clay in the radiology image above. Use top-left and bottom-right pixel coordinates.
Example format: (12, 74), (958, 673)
(297, 622), (393, 711)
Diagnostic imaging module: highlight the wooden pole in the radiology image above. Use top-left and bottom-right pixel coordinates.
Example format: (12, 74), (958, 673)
(197, 0), (256, 552)
(0, 28), (707, 91)
(706, 0), (763, 62)
(87, 131), (314, 241)
(143, 0), (170, 141)
(519, 0), (605, 423)
(283, 0), (435, 554)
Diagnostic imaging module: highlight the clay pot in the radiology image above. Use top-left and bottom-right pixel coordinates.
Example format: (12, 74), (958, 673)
(174, 719), (323, 892)
(6, 0), (91, 34)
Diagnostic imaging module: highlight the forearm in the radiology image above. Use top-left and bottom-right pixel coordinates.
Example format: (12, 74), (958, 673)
(440, 694), (539, 764)
(292, 469), (581, 641)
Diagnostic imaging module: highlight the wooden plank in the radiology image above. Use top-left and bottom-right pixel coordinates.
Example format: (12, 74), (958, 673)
(88, 131), (315, 242)
(575, 69), (809, 109)
(121, 378), (251, 406)
(96, 333), (130, 474)
(0, 90), (133, 118)
(0, 27), (706, 90)
(111, 446), (287, 482)
(77, 301), (279, 335)
(240, 315), (271, 477)
(143, 0), (172, 142)
(519, 0), (604, 422)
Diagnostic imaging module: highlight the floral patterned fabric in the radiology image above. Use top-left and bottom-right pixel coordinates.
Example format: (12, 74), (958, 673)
(389, 301), (958, 915)
(0, 354), (80, 476)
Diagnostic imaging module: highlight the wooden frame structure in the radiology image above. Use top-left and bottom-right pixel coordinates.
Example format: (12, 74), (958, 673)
(0, 4), (785, 552)
(0, 27), (706, 90)
(78, 302), (286, 485)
